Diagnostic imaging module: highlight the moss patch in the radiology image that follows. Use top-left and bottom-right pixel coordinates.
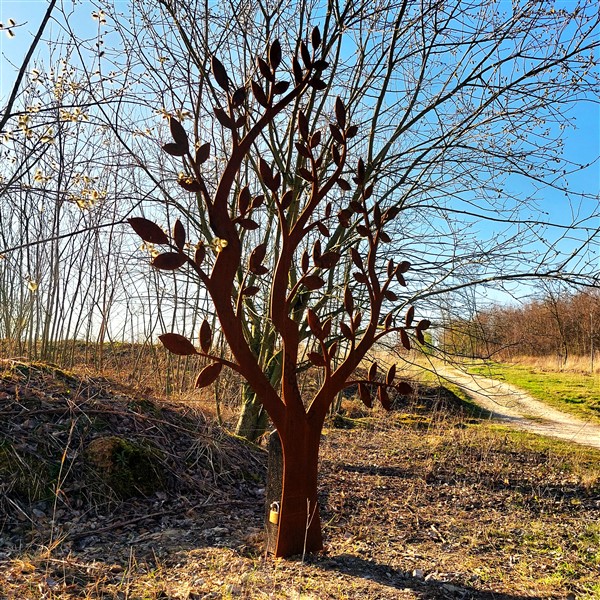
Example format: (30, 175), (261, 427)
(85, 435), (166, 499)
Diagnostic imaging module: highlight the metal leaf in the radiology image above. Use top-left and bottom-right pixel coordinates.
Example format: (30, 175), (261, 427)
(169, 117), (189, 149)
(195, 363), (223, 388)
(238, 185), (251, 216)
(356, 225), (370, 237)
(299, 167), (314, 182)
(384, 290), (398, 302)
(280, 190), (294, 210)
(344, 286), (354, 315)
(231, 87), (246, 107)
(159, 333), (198, 356)
(379, 231), (391, 243)
(399, 328), (411, 351)
(358, 383), (372, 408)
(163, 142), (187, 156)
(337, 178), (351, 191)
(301, 250), (310, 273)
(405, 306), (415, 328)
(300, 41), (312, 68)
(298, 111), (309, 140)
(129, 218), (169, 245)
(396, 381), (412, 395)
(237, 218), (259, 230)
(310, 77), (327, 90)
(251, 80), (269, 107)
(178, 178), (202, 193)
(194, 244), (206, 266)
(311, 26), (321, 49)
(312, 239), (322, 261)
(273, 80), (290, 95)
(417, 319), (431, 331)
(199, 319), (212, 353)
(295, 141), (311, 159)
(211, 55), (230, 90)
(307, 308), (322, 338)
(214, 107), (234, 129)
(308, 352), (326, 367)
(249, 242), (268, 274)
(335, 97), (346, 129)
(292, 56), (303, 84)
(338, 208), (352, 228)
(196, 142), (210, 164)
(173, 219), (186, 250)
(242, 285), (260, 296)
(399, 260), (411, 273)
(302, 275), (325, 290)
(346, 124), (358, 138)
(316, 222), (330, 237)
(340, 321), (354, 341)
(329, 124), (344, 145)
(386, 364), (396, 386)
(268, 39), (282, 70)
(152, 252), (187, 270)
(322, 317), (332, 338)
(378, 386), (391, 411)
(368, 362), (378, 381)
(315, 251), (340, 269)
(257, 56), (274, 81)
(350, 247), (363, 269)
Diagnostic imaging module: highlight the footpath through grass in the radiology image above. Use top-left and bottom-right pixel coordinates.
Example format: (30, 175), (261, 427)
(467, 361), (600, 425)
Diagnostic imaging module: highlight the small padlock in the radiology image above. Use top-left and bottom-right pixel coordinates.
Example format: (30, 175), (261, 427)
(269, 501), (280, 524)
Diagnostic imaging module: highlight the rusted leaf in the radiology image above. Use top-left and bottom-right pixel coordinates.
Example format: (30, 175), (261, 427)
(211, 56), (230, 90)
(378, 386), (391, 411)
(338, 208), (352, 228)
(383, 311), (394, 329)
(251, 80), (269, 107)
(231, 87), (246, 107)
(295, 141), (311, 159)
(315, 251), (340, 269)
(194, 244), (206, 266)
(307, 308), (322, 338)
(356, 158), (366, 184)
(280, 190), (294, 210)
(364, 184), (374, 200)
(302, 275), (325, 291)
(379, 230), (392, 244)
(358, 383), (372, 408)
(349, 200), (363, 213)
(405, 306), (415, 328)
(298, 111), (309, 140)
(384, 206), (400, 221)
(196, 142), (210, 164)
(312, 59), (329, 71)
(396, 381), (412, 395)
(249, 243), (268, 274)
(417, 319), (431, 331)
(386, 364), (396, 386)
(312, 239), (322, 261)
(199, 319), (212, 353)
(346, 124), (358, 138)
(337, 178), (351, 191)
(152, 252), (187, 270)
(214, 107), (234, 129)
(396, 272), (407, 286)
(259, 159), (274, 188)
(340, 321), (354, 340)
(387, 260), (395, 278)
(299, 167), (314, 182)
(238, 185), (251, 216)
(416, 329), (425, 344)
(373, 203), (382, 226)
(257, 56), (274, 81)
(163, 142), (187, 156)
(129, 218), (169, 245)
(335, 97), (346, 129)
(384, 290), (398, 302)
(311, 26), (321, 49)
(268, 39), (282, 70)
(352, 311), (362, 330)
(173, 219), (186, 250)
(329, 340), (338, 357)
(301, 250), (310, 273)
(368, 362), (378, 381)
(356, 225), (370, 237)
(322, 317), (332, 338)
(399, 328), (411, 351)
(308, 352), (326, 367)
(292, 56), (303, 84)
(344, 286), (354, 315)
(300, 41), (312, 68)
(329, 124), (344, 145)
(242, 285), (260, 296)
(195, 363), (223, 388)
(350, 247), (363, 269)
(353, 273), (367, 288)
(237, 218), (259, 230)
(309, 130), (322, 149)
(169, 117), (189, 149)
(399, 260), (411, 273)
(251, 195), (264, 209)
(332, 144), (342, 167)
(273, 80), (290, 95)
(309, 77), (327, 90)
(316, 221), (330, 237)
(159, 333), (198, 356)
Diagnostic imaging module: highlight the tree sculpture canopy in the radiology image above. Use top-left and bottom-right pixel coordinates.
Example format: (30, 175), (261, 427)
(129, 27), (427, 557)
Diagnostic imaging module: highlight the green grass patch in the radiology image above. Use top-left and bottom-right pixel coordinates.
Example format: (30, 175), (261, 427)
(467, 361), (600, 424)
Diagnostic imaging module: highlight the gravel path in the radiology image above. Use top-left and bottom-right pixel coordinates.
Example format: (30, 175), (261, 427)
(435, 365), (600, 449)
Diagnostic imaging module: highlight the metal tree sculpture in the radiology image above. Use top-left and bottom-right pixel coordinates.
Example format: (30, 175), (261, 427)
(129, 29), (427, 557)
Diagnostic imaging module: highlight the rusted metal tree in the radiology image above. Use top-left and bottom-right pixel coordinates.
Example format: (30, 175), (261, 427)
(129, 29), (427, 557)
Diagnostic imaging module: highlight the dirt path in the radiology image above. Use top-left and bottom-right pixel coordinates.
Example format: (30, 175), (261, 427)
(435, 365), (600, 449)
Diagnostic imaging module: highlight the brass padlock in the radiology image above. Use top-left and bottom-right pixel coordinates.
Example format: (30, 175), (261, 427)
(269, 501), (280, 524)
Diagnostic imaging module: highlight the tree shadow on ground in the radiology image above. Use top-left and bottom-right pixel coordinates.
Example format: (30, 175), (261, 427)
(310, 553), (543, 599)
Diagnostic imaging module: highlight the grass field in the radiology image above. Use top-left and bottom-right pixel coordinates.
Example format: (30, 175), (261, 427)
(467, 360), (600, 424)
